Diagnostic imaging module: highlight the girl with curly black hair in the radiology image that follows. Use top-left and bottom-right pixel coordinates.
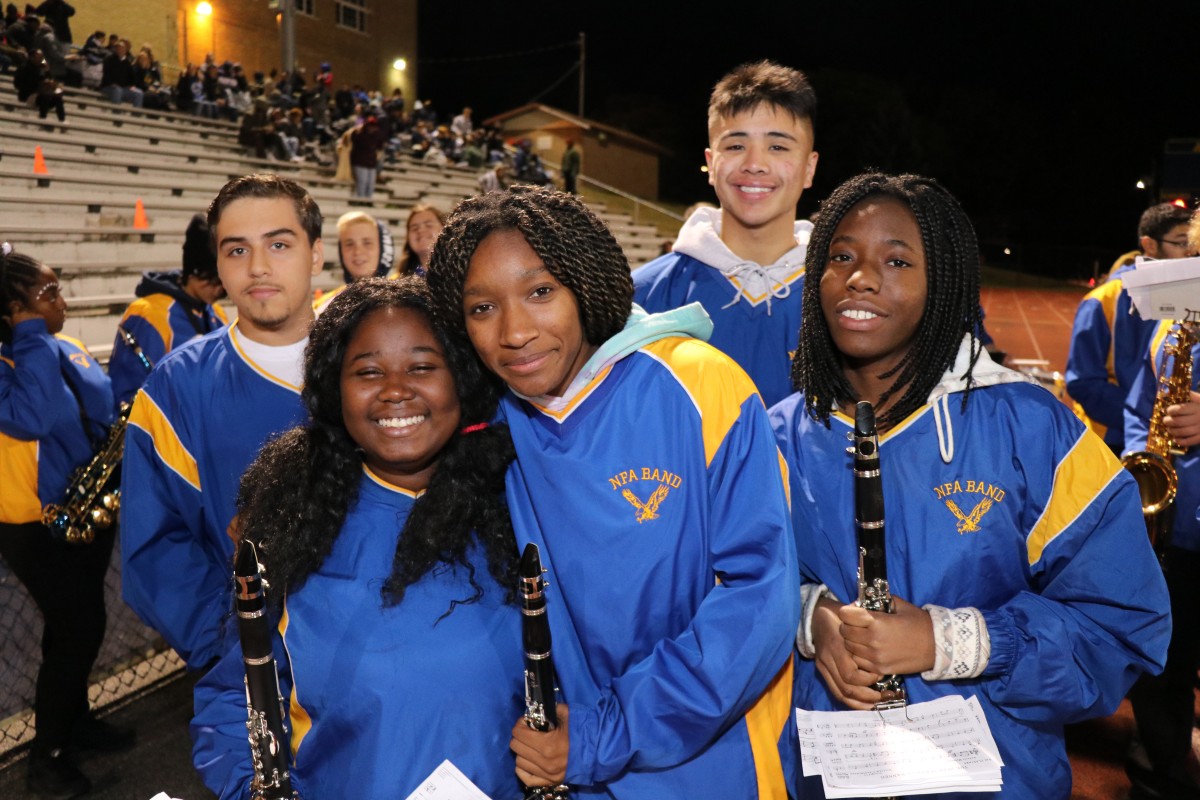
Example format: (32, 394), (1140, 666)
(770, 171), (1170, 799)
(426, 186), (799, 798)
(191, 277), (524, 799)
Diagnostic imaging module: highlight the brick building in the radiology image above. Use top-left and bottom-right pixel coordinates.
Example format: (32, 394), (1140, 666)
(74, 0), (415, 100)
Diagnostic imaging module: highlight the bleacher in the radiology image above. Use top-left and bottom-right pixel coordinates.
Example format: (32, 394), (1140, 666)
(0, 82), (666, 358)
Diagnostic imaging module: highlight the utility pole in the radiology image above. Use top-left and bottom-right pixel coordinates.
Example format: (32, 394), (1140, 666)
(280, 0), (296, 73)
(578, 32), (585, 119)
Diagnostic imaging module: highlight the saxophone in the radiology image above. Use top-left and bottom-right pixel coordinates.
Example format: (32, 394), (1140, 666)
(41, 325), (152, 544)
(42, 402), (130, 544)
(1120, 312), (1198, 559)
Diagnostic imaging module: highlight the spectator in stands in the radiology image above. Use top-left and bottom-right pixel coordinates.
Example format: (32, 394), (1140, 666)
(31, 21), (67, 80)
(108, 214), (229, 406)
(384, 86), (404, 113)
(315, 60), (332, 89)
(462, 129), (487, 168)
(450, 105), (473, 137)
(273, 106), (304, 161)
(632, 60), (819, 408)
(313, 210), (396, 313)
(121, 174), (326, 671)
(1066, 202), (1194, 455)
(392, 203), (445, 278)
(560, 138), (581, 194)
(202, 62), (230, 119)
(33, 0), (69, 43)
(238, 96), (287, 160)
(477, 162), (509, 194)
(132, 47), (169, 110)
(13, 48), (63, 121)
(5, 6), (36, 49)
(99, 37), (142, 107)
(0, 244), (134, 798)
(349, 112), (386, 198)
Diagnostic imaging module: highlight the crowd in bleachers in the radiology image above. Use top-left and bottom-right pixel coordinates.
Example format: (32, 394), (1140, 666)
(0, 3), (562, 186)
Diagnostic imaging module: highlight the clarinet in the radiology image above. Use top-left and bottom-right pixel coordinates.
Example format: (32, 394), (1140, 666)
(116, 324), (154, 373)
(518, 543), (570, 800)
(852, 401), (906, 708)
(234, 539), (297, 800)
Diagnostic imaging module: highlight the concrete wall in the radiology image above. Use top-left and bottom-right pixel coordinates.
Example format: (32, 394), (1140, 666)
(73, 0), (415, 101)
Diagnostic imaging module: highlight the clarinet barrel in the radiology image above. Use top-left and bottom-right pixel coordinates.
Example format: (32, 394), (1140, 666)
(853, 401), (906, 706)
(235, 539), (296, 800)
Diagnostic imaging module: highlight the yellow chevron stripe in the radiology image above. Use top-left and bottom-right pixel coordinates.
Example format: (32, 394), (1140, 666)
(643, 337), (759, 466)
(745, 657), (793, 800)
(121, 295), (177, 353)
(1027, 430), (1122, 564)
(127, 389), (201, 491)
(0, 435), (41, 524)
(279, 605), (313, 760)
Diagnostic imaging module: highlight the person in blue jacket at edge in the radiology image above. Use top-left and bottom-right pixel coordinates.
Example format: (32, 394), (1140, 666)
(769, 171), (1171, 799)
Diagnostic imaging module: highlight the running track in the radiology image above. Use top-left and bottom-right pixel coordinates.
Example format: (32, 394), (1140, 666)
(981, 285), (1086, 376)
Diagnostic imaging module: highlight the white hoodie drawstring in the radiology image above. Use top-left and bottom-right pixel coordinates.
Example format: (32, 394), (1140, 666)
(933, 394), (955, 463)
(719, 262), (794, 315)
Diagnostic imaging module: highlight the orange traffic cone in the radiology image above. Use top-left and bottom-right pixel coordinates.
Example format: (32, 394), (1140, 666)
(132, 198), (149, 230)
(32, 146), (49, 175)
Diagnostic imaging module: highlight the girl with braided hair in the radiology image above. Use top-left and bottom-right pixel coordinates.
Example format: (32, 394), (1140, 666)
(769, 172), (1170, 798)
(0, 245), (132, 796)
(191, 277), (525, 799)
(427, 186), (799, 799)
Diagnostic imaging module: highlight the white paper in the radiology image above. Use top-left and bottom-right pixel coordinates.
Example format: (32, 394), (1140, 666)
(797, 695), (1003, 797)
(404, 759), (494, 800)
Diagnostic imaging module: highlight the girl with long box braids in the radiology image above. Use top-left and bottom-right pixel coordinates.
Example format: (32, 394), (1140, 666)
(770, 171), (1171, 798)
(427, 186), (800, 799)
(190, 277), (525, 799)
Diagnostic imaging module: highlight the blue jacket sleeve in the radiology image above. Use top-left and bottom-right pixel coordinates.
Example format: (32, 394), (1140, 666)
(1123, 347), (1157, 455)
(565, 396), (799, 784)
(192, 631), (296, 800)
(0, 319), (65, 440)
(978, 431), (1170, 725)
(120, 384), (229, 669)
(110, 312), (166, 407)
(1066, 297), (1125, 430)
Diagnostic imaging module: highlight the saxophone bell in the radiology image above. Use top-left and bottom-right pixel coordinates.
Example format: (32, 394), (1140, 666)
(1120, 313), (1197, 561)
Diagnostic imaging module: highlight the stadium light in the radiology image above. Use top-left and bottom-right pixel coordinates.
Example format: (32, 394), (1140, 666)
(1136, 179), (1146, 190)
(392, 58), (407, 71)
(196, 2), (213, 15)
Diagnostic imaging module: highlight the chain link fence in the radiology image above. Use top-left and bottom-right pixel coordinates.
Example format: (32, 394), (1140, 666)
(0, 534), (183, 765)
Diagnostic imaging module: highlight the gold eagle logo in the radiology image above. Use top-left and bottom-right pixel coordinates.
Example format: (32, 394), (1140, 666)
(622, 484), (671, 523)
(944, 498), (993, 534)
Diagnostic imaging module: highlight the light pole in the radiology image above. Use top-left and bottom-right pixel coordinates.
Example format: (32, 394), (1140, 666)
(280, 0), (296, 73)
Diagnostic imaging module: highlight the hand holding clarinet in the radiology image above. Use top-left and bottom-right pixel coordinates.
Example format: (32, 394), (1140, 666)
(810, 402), (936, 710)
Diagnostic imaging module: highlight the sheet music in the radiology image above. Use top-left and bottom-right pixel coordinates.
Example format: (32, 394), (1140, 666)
(797, 695), (1003, 797)
(404, 759), (495, 800)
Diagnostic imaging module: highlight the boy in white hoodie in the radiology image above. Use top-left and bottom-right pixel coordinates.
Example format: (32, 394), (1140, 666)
(633, 59), (819, 407)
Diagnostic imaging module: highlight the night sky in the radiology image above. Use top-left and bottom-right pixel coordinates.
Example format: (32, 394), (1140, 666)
(418, 3), (1200, 280)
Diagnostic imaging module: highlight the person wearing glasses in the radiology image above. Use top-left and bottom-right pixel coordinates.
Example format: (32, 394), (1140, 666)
(1066, 202), (1194, 455)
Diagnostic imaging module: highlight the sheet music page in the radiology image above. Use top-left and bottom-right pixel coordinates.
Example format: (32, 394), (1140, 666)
(795, 708), (821, 777)
(404, 759), (494, 800)
(798, 695), (1003, 797)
